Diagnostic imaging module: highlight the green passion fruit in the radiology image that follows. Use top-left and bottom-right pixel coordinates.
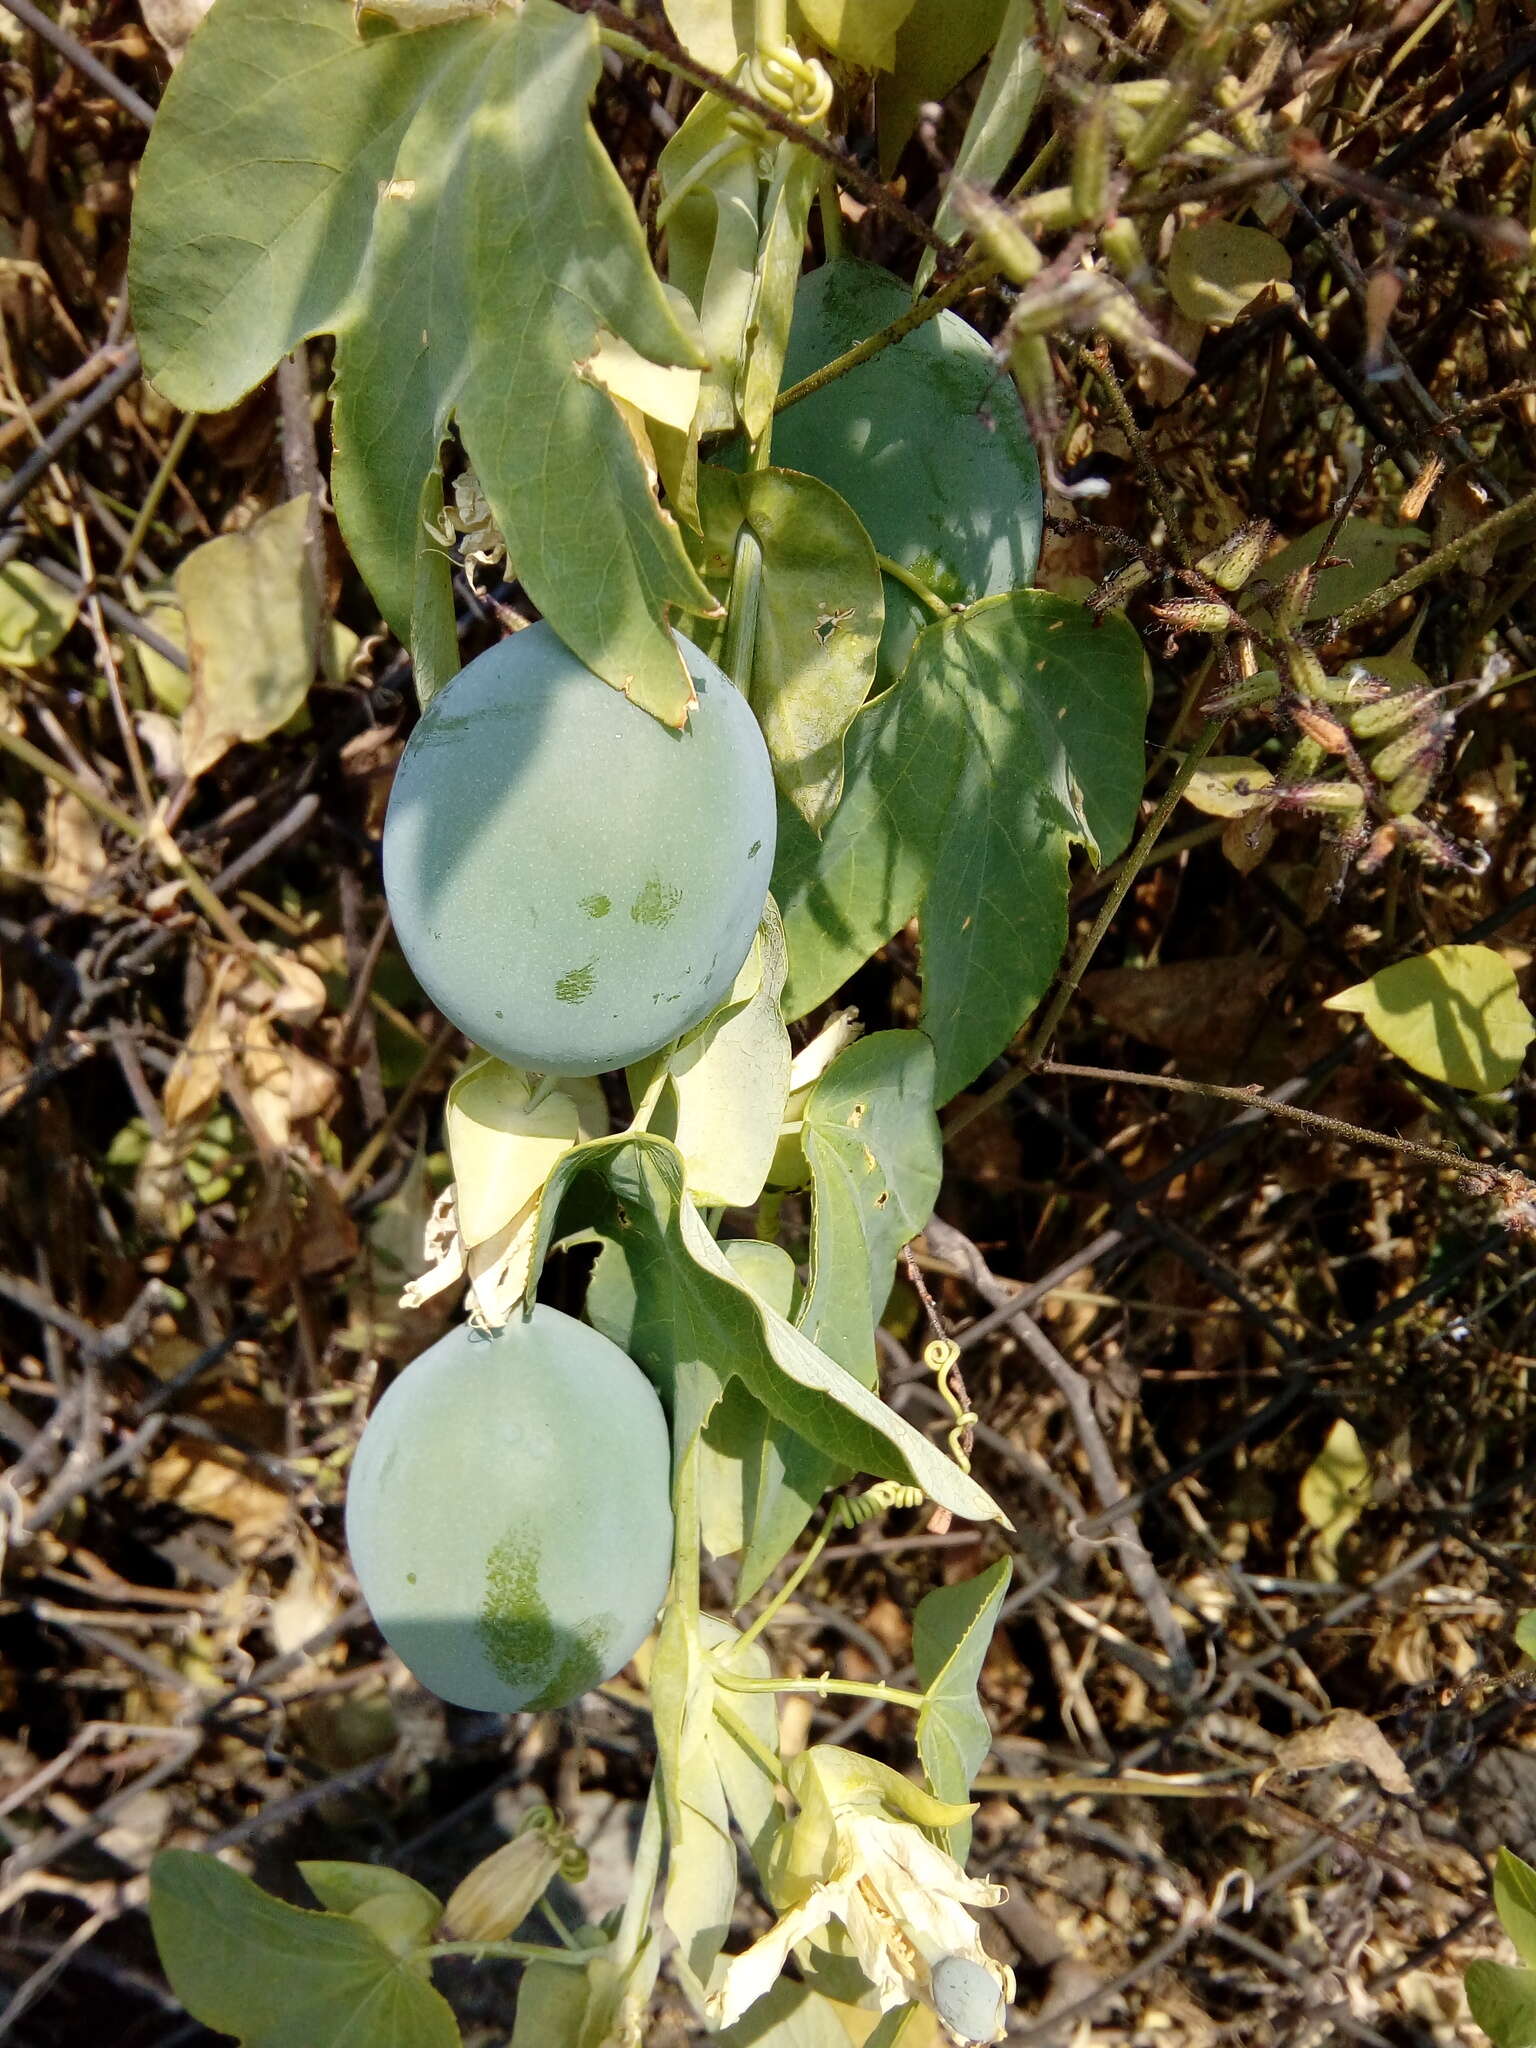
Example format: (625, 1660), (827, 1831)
(345, 1308), (674, 1714)
(770, 258), (1044, 684)
(383, 622), (776, 1076)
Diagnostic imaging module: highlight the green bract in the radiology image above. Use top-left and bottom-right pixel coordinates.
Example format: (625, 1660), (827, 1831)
(770, 258), (1043, 683)
(345, 1307), (673, 1713)
(383, 623), (776, 1075)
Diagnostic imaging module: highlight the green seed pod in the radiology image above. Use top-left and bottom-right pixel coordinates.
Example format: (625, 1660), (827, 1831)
(1350, 687), (1434, 739)
(1071, 96), (1112, 224)
(1196, 519), (1275, 593)
(1283, 644), (1329, 699)
(1386, 758), (1438, 815)
(1371, 718), (1441, 785)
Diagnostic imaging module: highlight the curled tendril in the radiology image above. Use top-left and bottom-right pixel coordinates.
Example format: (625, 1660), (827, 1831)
(838, 1479), (926, 1527)
(925, 1338), (977, 1473)
(742, 43), (833, 124)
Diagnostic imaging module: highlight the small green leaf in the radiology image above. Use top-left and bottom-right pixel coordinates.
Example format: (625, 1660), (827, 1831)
(797, 0), (919, 71)
(913, 1558), (1011, 1856)
(668, 905), (793, 1209)
(1468, 1960), (1536, 2046)
(877, 0), (1009, 175)
(698, 1241), (800, 1564)
(149, 1850), (460, 2048)
(299, 1862), (442, 1942)
(507, 1959), (594, 2048)
(1182, 756), (1275, 818)
(1167, 222), (1292, 327)
(1257, 519), (1423, 622)
(175, 495), (320, 780)
(693, 466), (885, 831)
(659, 0), (754, 71)
(916, 0), (1060, 291)
(1324, 943), (1534, 1092)
(739, 141), (820, 447)
(0, 562), (79, 667)
(1497, 1849), (1536, 1971)
(1516, 1611), (1536, 1663)
(1298, 1418), (1371, 1582)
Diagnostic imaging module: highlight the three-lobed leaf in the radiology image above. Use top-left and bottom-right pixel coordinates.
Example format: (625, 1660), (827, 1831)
(149, 1849), (459, 2048)
(777, 592), (1149, 1099)
(130, 0), (711, 721)
(913, 1558), (1011, 1857)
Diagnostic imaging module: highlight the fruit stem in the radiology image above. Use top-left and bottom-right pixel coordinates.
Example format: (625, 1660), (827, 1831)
(714, 1670), (928, 1710)
(611, 1774), (665, 1975)
(422, 1939), (592, 1965)
(876, 554), (951, 619)
(722, 521), (765, 701)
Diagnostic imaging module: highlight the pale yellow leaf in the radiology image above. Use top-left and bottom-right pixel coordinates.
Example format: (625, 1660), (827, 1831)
(1182, 755), (1274, 818)
(797, 0), (919, 69)
(1325, 942), (1534, 1092)
(1298, 1418), (1370, 1581)
(582, 327), (703, 434)
(1167, 222), (1292, 328)
(0, 562), (79, 667)
(177, 494), (320, 780)
(445, 1058), (581, 1247)
(1268, 1709), (1413, 1798)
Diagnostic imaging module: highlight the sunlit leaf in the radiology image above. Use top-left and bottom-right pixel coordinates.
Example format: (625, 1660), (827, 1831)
(149, 1850), (459, 2048)
(176, 496), (319, 779)
(692, 466), (884, 831)
(1466, 1961), (1536, 2048)
(1256, 519), (1423, 622)
(660, 0), (755, 71)
(1324, 943), (1534, 1092)
(0, 562), (79, 667)
(667, 906), (792, 1209)
(1167, 222), (1291, 327)
(130, 0), (711, 722)
(876, 0), (1009, 175)
(797, 0), (919, 71)
(1182, 756), (1275, 818)
(913, 1558), (1011, 1856)
(1297, 1417), (1371, 1582)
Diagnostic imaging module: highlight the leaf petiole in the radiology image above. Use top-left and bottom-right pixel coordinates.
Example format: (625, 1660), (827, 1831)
(713, 1669), (927, 1710)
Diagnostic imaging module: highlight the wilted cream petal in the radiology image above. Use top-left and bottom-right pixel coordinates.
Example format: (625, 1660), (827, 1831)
(399, 1184), (466, 1309)
(705, 1880), (845, 2029)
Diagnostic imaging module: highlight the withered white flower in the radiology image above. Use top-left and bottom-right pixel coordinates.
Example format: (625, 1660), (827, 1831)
(706, 1748), (1013, 2045)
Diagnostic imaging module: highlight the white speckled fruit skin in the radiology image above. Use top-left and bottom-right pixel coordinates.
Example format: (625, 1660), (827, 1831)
(383, 623), (776, 1076)
(345, 1308), (673, 1714)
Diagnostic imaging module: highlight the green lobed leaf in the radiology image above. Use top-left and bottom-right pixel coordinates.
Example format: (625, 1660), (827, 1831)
(697, 1241), (800, 1565)
(130, 0), (711, 722)
(913, 1557), (1012, 1857)
(148, 1849), (460, 2048)
(538, 1133), (1005, 1526)
(692, 465), (885, 831)
(779, 593), (1148, 1095)
(918, 592), (1149, 1099)
(1324, 943), (1534, 1093)
(1468, 1961), (1536, 2047)
(508, 1959), (594, 2048)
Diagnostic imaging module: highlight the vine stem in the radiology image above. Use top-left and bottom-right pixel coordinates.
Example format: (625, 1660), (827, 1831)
(1038, 1059), (1531, 1193)
(772, 250), (999, 419)
(711, 1698), (788, 1785)
(875, 554), (950, 618)
(735, 1510), (839, 1652)
(713, 1670), (927, 1710)
(1328, 479), (1536, 634)
(422, 1939), (592, 1965)
(611, 1773), (665, 1977)
(944, 718), (1224, 1141)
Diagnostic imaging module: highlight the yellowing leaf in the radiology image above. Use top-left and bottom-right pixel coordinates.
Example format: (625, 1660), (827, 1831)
(797, 0), (920, 70)
(0, 562), (79, 667)
(1325, 943), (1534, 1092)
(1298, 1418), (1370, 1581)
(1182, 755), (1274, 817)
(582, 326), (702, 434)
(177, 496), (320, 780)
(1167, 222), (1291, 327)
(445, 1058), (581, 1246)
